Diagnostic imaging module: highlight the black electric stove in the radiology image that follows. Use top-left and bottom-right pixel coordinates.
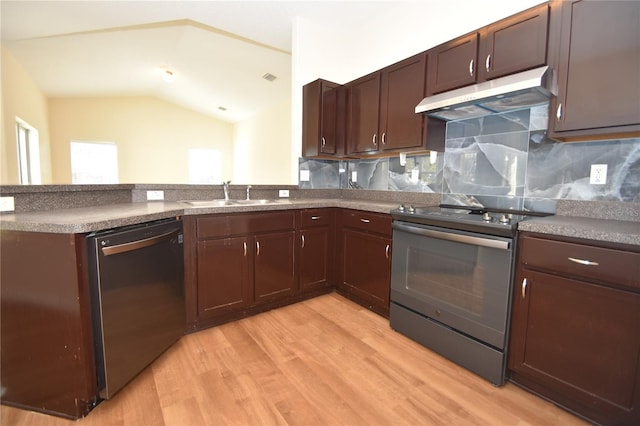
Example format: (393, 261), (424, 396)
(390, 203), (549, 238)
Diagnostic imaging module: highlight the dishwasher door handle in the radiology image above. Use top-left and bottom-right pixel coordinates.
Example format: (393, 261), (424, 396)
(101, 229), (180, 256)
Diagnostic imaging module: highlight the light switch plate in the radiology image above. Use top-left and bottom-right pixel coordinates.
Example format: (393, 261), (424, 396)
(146, 190), (164, 200)
(589, 164), (607, 185)
(0, 196), (15, 212)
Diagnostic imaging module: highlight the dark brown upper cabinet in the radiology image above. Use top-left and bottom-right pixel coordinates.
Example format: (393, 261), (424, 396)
(548, 0), (640, 142)
(478, 4), (548, 81)
(427, 3), (549, 96)
(347, 52), (428, 155)
(302, 79), (346, 158)
(427, 32), (479, 95)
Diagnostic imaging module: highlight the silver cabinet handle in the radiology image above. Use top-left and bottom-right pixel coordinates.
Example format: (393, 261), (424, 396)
(360, 218), (370, 223)
(372, 133), (377, 146)
(301, 234), (305, 249)
(485, 54), (491, 72)
(556, 103), (563, 121)
(256, 241), (260, 256)
(521, 278), (528, 299)
(568, 257), (599, 266)
(243, 241), (247, 257)
(385, 244), (390, 259)
(381, 132), (386, 145)
(321, 137), (326, 147)
(469, 59), (474, 76)
(311, 216), (320, 220)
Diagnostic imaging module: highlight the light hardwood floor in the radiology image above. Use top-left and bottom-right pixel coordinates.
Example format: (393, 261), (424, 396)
(1, 293), (587, 425)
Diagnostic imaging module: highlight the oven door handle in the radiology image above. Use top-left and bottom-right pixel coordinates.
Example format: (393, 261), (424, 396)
(392, 222), (510, 251)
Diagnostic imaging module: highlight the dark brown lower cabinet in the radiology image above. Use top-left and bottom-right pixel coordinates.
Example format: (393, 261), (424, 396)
(337, 209), (392, 317)
(299, 209), (334, 292)
(254, 230), (296, 303)
(0, 231), (97, 419)
(186, 209), (336, 331)
(197, 236), (251, 319)
(509, 233), (640, 426)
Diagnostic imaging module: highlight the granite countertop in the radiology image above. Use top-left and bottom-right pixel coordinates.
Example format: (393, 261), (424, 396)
(2, 198), (638, 247)
(0, 199), (400, 234)
(518, 215), (640, 247)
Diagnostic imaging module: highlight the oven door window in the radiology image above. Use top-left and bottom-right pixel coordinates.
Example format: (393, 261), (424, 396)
(391, 223), (513, 349)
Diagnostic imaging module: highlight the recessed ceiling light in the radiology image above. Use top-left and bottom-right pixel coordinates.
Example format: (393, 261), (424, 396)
(163, 70), (174, 83)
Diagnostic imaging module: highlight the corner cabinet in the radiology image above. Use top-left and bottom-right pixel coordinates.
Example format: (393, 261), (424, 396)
(509, 232), (640, 425)
(427, 3), (549, 95)
(548, 0), (640, 141)
(347, 52), (428, 155)
(302, 79), (347, 158)
(336, 209), (392, 317)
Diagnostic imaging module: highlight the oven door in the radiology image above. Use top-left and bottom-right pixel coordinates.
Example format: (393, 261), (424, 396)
(390, 221), (514, 350)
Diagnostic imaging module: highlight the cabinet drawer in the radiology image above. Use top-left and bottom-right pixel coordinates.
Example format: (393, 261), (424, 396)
(519, 235), (640, 290)
(300, 209), (332, 228)
(341, 210), (391, 236)
(197, 212), (295, 239)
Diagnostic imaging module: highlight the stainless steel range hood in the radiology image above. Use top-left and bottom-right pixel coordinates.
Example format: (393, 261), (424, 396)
(416, 66), (553, 121)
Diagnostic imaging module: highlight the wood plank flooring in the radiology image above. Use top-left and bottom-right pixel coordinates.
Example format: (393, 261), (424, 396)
(1, 293), (587, 425)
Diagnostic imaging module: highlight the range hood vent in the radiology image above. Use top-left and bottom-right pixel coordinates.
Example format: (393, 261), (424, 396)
(416, 66), (553, 121)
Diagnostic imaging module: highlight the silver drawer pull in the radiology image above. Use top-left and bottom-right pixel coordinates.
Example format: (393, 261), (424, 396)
(469, 59), (474, 76)
(485, 54), (491, 72)
(521, 278), (527, 299)
(372, 133), (377, 146)
(556, 103), (563, 121)
(360, 218), (370, 223)
(568, 257), (599, 266)
(256, 241), (260, 256)
(311, 216), (320, 220)
(243, 241), (247, 257)
(385, 244), (390, 259)
(301, 235), (305, 249)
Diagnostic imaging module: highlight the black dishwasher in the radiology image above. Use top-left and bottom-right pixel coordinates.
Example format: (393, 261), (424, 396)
(87, 217), (185, 399)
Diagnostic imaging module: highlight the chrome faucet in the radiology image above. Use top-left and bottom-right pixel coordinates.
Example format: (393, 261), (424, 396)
(222, 180), (231, 201)
(246, 185), (252, 200)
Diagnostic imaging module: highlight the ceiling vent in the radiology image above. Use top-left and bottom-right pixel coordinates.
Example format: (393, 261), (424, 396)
(262, 73), (278, 82)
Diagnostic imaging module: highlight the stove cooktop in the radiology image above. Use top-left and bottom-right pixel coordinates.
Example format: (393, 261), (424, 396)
(390, 204), (549, 237)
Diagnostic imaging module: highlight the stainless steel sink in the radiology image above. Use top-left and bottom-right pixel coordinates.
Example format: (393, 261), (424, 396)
(179, 199), (234, 207)
(180, 199), (290, 207)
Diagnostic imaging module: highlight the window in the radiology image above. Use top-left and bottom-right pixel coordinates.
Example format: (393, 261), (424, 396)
(70, 141), (118, 184)
(188, 148), (222, 184)
(16, 118), (41, 184)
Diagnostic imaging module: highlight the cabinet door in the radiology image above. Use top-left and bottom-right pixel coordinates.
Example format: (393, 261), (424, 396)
(509, 268), (640, 424)
(302, 79), (340, 157)
(379, 52), (427, 151)
(478, 4), (548, 81)
(254, 231), (296, 303)
(340, 229), (391, 315)
(426, 32), (479, 95)
(299, 228), (331, 292)
(347, 72), (381, 154)
(320, 84), (338, 155)
(197, 237), (250, 319)
(549, 0), (640, 140)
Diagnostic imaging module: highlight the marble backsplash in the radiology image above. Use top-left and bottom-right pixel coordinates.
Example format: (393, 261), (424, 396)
(299, 104), (640, 213)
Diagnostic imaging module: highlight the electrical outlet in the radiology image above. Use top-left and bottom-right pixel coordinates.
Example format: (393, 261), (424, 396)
(146, 190), (164, 201)
(278, 189), (290, 198)
(589, 164), (607, 185)
(0, 196), (15, 212)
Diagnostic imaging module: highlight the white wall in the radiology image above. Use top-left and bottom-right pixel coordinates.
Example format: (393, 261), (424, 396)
(233, 98), (292, 185)
(290, 0), (547, 180)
